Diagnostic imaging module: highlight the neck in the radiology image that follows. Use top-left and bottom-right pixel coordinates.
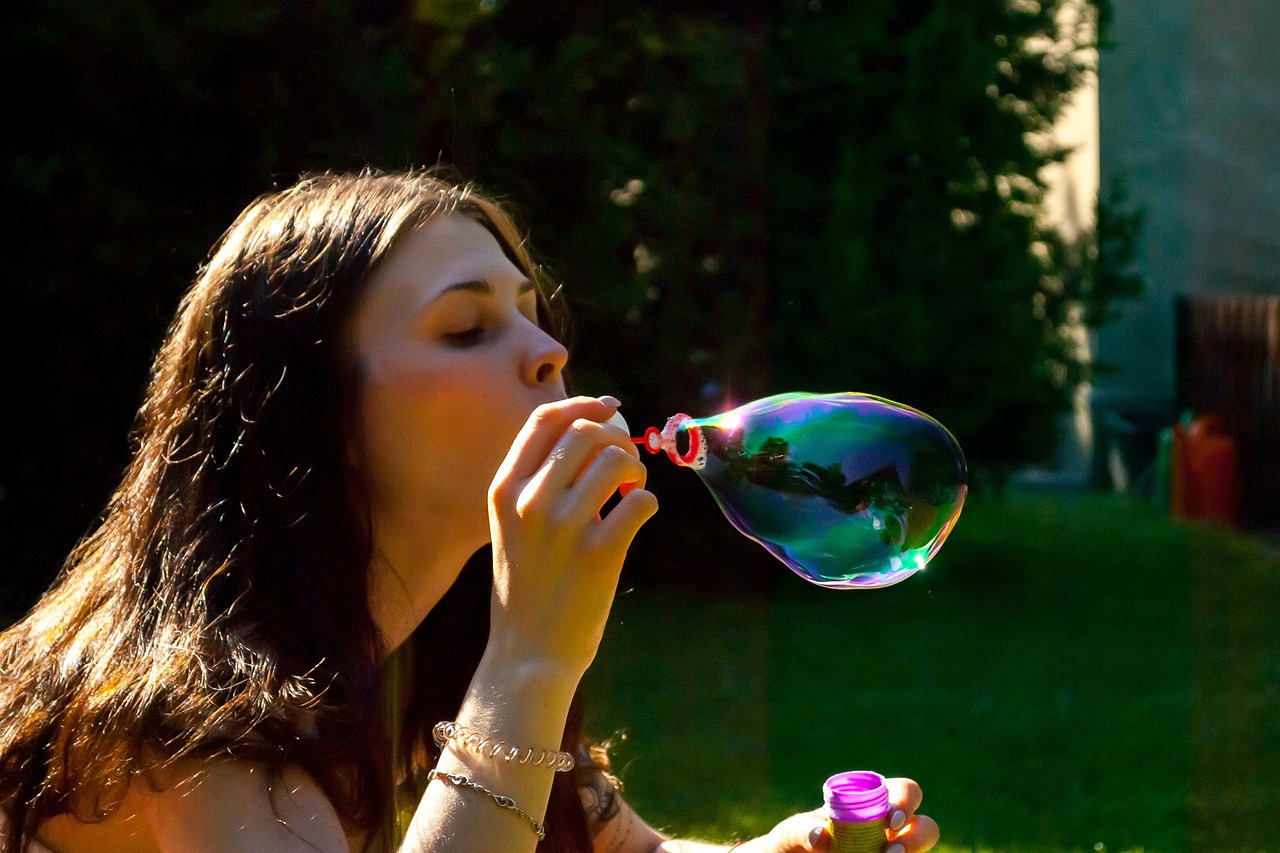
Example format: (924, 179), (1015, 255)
(367, 517), (488, 657)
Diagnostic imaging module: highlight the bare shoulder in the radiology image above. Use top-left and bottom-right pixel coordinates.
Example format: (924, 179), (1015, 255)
(144, 760), (354, 853)
(38, 761), (355, 853)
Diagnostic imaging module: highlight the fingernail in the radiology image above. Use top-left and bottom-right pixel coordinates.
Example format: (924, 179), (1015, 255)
(886, 844), (905, 853)
(598, 395), (621, 407)
(889, 810), (906, 831)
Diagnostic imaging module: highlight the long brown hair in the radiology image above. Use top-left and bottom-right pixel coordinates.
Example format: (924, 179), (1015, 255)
(0, 170), (602, 851)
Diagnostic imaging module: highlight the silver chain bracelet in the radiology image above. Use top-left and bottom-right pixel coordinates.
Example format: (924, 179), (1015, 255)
(426, 769), (546, 840)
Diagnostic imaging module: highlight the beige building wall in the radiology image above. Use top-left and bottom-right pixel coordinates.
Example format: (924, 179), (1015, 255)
(1039, 29), (1100, 483)
(1096, 0), (1280, 420)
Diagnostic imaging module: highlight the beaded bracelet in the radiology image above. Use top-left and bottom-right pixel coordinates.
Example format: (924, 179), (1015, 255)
(427, 769), (546, 840)
(433, 721), (576, 772)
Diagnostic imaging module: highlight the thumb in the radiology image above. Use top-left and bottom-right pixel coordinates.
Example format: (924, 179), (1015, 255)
(767, 810), (831, 852)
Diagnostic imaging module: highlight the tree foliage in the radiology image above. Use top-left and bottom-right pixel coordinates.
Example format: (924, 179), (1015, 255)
(2, 0), (419, 598)
(2, 0), (1139, 602)
(410, 0), (1138, 486)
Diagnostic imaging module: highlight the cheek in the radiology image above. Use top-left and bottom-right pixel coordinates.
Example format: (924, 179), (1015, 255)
(356, 358), (514, 507)
(360, 348), (477, 443)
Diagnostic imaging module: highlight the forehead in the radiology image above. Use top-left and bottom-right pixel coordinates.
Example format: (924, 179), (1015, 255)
(347, 214), (528, 338)
(367, 214), (523, 304)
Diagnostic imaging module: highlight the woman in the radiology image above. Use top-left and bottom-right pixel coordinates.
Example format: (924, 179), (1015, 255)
(0, 170), (939, 853)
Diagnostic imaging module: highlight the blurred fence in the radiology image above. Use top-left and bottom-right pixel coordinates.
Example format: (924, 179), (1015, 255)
(1176, 294), (1280, 527)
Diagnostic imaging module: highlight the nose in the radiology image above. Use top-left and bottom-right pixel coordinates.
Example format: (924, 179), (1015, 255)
(523, 325), (569, 388)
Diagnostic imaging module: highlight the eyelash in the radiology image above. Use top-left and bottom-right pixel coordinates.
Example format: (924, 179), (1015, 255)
(444, 327), (486, 346)
(439, 301), (538, 347)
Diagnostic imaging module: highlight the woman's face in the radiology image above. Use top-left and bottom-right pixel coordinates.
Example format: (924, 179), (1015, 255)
(346, 213), (568, 548)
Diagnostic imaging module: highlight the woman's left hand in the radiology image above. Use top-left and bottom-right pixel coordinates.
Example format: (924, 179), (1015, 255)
(740, 777), (939, 853)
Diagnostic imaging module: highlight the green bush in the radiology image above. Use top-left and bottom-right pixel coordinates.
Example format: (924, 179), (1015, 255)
(411, 0), (1136, 489)
(3, 0), (1139, 602)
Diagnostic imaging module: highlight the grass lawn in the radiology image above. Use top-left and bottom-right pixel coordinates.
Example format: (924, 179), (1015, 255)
(583, 491), (1280, 853)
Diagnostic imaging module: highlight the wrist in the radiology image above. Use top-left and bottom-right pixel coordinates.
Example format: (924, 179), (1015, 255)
(479, 632), (591, 692)
(457, 647), (582, 726)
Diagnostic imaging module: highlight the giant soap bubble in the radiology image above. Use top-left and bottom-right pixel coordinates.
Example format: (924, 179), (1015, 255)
(632, 392), (967, 589)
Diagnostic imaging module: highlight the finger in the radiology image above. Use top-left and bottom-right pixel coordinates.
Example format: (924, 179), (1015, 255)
(498, 397), (619, 482)
(766, 809), (829, 852)
(808, 822), (832, 853)
(598, 416), (642, 495)
(603, 410), (641, 460)
(887, 814), (939, 853)
(568, 446), (648, 519)
(593, 487), (658, 548)
(525, 418), (634, 497)
(885, 777), (923, 820)
(803, 814), (832, 853)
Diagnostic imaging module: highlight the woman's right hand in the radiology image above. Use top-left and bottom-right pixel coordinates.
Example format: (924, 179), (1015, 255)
(485, 395), (658, 681)
(414, 396), (651, 853)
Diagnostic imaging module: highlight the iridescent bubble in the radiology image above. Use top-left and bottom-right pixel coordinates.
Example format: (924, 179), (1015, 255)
(635, 392), (967, 589)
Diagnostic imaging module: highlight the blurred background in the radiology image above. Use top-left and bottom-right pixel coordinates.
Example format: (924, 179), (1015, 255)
(2, 1), (1277, 850)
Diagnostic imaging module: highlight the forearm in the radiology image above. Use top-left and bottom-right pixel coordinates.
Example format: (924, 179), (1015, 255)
(590, 792), (735, 853)
(652, 841), (735, 853)
(399, 649), (581, 853)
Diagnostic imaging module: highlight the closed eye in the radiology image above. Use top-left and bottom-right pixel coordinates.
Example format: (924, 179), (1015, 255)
(443, 327), (486, 346)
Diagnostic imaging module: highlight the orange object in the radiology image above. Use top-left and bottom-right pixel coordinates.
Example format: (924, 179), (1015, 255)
(1172, 415), (1237, 526)
(1170, 426), (1187, 520)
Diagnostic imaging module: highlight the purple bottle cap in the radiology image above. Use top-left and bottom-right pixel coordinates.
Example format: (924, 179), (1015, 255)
(823, 770), (890, 823)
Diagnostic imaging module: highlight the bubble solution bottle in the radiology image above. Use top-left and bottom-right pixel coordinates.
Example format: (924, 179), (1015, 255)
(823, 770), (891, 853)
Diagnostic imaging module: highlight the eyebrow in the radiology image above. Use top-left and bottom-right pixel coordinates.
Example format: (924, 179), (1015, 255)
(437, 279), (537, 298)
